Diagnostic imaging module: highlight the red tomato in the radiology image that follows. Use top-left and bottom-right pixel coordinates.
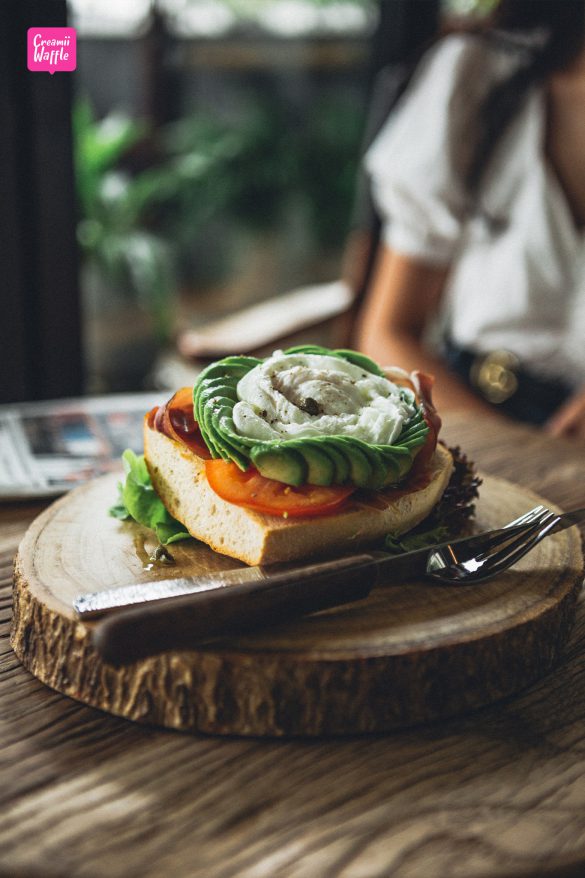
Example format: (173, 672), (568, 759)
(205, 459), (355, 518)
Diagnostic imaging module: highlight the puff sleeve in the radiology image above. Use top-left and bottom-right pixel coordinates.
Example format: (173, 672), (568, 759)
(365, 35), (503, 265)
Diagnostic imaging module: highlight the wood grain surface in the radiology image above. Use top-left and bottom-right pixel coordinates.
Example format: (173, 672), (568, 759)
(1, 412), (585, 878)
(10, 471), (583, 737)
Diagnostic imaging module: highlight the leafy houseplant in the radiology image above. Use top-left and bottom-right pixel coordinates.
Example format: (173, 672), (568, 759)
(73, 98), (296, 389)
(74, 99), (179, 389)
(73, 92), (365, 389)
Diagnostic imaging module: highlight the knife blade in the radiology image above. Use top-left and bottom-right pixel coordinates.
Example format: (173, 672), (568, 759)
(78, 509), (583, 666)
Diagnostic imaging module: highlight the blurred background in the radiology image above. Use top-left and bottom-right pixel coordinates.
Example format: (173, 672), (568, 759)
(0, 0), (494, 404)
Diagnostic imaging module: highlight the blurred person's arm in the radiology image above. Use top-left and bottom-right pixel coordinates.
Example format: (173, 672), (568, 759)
(546, 388), (585, 441)
(358, 37), (493, 415)
(355, 244), (500, 416)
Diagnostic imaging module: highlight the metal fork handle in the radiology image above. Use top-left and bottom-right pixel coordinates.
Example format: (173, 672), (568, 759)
(474, 513), (562, 579)
(472, 511), (557, 565)
(550, 506), (585, 532)
(480, 506), (585, 575)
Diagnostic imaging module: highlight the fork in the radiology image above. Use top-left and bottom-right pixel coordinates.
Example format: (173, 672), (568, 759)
(427, 505), (585, 584)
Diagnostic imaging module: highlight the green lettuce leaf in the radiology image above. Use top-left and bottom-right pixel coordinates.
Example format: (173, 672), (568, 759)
(108, 449), (191, 545)
(384, 525), (451, 555)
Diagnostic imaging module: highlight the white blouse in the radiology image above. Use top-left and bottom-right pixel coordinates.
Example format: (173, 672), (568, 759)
(365, 33), (585, 387)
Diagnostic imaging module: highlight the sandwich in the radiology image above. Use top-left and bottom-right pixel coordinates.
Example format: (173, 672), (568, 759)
(112, 345), (479, 566)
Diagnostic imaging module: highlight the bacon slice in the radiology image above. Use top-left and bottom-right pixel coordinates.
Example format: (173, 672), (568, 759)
(410, 370), (441, 472)
(413, 371), (441, 437)
(150, 387), (211, 458)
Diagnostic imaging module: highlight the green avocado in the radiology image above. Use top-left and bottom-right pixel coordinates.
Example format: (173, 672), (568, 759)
(360, 443), (389, 490)
(295, 443), (335, 486)
(377, 449), (404, 487)
(333, 439), (373, 489)
(319, 441), (350, 485)
(251, 445), (307, 487)
(210, 404), (250, 470)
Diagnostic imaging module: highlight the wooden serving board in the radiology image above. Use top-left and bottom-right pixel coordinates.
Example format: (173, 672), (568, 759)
(11, 473), (584, 737)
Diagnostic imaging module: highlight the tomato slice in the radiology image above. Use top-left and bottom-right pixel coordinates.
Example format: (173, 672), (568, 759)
(153, 387), (212, 459)
(205, 459), (355, 518)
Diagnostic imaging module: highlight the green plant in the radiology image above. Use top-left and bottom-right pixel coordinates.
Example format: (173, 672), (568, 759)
(152, 102), (295, 264)
(299, 94), (366, 248)
(73, 90), (365, 322)
(73, 99), (176, 343)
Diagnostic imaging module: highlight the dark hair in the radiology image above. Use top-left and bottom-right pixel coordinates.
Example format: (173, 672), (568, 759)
(493, 0), (585, 66)
(466, 0), (585, 195)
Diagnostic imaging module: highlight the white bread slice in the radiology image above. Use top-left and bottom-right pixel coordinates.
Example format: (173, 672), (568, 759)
(144, 423), (454, 566)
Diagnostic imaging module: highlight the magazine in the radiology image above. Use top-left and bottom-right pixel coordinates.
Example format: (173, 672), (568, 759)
(0, 392), (165, 500)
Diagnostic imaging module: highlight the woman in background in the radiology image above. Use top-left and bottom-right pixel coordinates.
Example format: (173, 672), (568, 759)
(356, 0), (585, 439)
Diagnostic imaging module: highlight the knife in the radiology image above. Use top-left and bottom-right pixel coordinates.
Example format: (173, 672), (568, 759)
(80, 550), (389, 666)
(76, 512), (575, 666)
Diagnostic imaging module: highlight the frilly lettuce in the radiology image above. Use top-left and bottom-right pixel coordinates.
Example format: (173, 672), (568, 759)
(109, 449), (190, 545)
(385, 446), (481, 554)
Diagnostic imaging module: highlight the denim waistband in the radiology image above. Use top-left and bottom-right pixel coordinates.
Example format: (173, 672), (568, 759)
(443, 341), (574, 426)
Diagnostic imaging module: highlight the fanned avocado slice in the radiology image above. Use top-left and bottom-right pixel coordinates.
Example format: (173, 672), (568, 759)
(194, 357), (259, 466)
(199, 355), (261, 380)
(283, 344), (335, 358)
(332, 438), (373, 489)
(331, 349), (386, 378)
(210, 405), (250, 470)
(316, 440), (350, 485)
(293, 442), (335, 486)
(377, 448), (406, 486)
(251, 445), (307, 487)
(358, 443), (389, 490)
(283, 345), (384, 378)
(198, 377), (239, 403)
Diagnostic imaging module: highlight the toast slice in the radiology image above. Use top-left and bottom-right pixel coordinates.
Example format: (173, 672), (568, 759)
(144, 423), (454, 566)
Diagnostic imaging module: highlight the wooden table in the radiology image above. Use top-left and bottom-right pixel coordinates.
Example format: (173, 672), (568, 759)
(1, 412), (584, 878)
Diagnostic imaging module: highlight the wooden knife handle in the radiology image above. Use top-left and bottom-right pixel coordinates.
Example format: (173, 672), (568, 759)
(91, 554), (377, 666)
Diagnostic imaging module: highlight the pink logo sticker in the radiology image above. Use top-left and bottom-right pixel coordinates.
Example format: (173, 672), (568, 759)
(27, 28), (76, 74)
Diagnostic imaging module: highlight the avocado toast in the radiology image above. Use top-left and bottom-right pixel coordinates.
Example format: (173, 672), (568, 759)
(138, 346), (458, 565)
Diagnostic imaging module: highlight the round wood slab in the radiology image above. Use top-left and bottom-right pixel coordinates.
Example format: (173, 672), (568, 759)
(11, 473), (584, 737)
